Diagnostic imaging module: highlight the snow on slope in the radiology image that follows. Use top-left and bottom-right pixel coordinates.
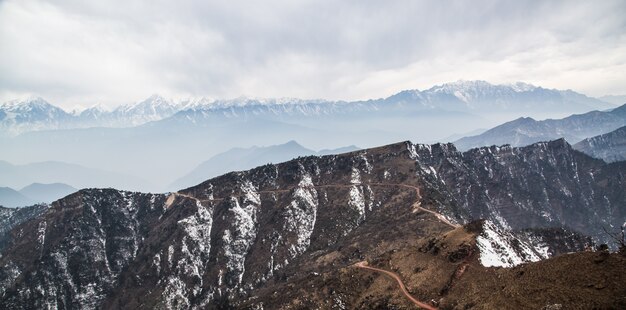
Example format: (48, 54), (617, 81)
(476, 220), (549, 267)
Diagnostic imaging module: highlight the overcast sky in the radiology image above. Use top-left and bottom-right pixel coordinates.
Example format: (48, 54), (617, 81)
(1, 0), (625, 109)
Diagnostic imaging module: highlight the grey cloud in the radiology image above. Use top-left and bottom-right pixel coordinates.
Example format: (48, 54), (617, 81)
(0, 0), (625, 108)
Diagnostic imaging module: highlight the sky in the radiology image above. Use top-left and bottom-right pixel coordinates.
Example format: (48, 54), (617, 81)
(0, 0), (625, 109)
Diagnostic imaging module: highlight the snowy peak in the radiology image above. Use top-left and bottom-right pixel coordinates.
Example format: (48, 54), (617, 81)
(429, 80), (537, 94)
(426, 80), (538, 103)
(0, 97), (70, 135)
(0, 81), (615, 136)
(107, 95), (182, 126)
(116, 94), (177, 115)
(1, 97), (65, 115)
(419, 80), (611, 112)
(508, 81), (538, 92)
(78, 104), (109, 118)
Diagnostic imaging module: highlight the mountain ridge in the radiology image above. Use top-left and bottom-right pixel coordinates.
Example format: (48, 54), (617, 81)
(169, 141), (360, 190)
(1, 81), (613, 136)
(0, 138), (623, 308)
(454, 103), (626, 150)
(573, 126), (626, 163)
(0, 160), (151, 191)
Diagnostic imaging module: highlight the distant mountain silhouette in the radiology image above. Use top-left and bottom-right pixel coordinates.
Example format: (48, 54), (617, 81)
(0, 187), (35, 208)
(573, 126), (626, 163)
(19, 183), (77, 204)
(169, 141), (359, 190)
(0, 160), (151, 191)
(455, 103), (626, 150)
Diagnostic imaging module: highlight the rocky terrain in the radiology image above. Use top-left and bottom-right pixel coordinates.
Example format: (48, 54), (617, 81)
(0, 204), (48, 252)
(574, 126), (626, 163)
(0, 140), (624, 309)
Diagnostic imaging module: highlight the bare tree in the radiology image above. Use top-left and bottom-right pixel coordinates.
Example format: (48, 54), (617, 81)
(602, 224), (626, 255)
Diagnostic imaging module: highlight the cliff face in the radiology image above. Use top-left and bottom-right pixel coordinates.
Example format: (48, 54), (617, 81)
(412, 139), (625, 239)
(0, 140), (623, 309)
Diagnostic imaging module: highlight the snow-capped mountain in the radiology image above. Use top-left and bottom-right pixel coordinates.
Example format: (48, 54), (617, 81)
(0, 97), (71, 136)
(0, 81), (614, 136)
(174, 80), (611, 121)
(110, 94), (181, 126)
(415, 80), (611, 112)
(0, 95), (184, 136)
(77, 104), (109, 122)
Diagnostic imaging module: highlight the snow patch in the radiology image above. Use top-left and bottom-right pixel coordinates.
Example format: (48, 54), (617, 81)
(221, 196), (258, 288)
(283, 172), (319, 258)
(350, 167), (361, 184)
(476, 221), (549, 267)
(348, 185), (366, 224)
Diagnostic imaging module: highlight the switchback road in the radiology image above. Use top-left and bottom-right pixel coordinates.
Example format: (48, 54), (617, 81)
(356, 261), (438, 310)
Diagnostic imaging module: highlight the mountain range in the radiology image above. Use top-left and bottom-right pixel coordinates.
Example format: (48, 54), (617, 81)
(0, 139), (623, 309)
(1, 81), (616, 192)
(0, 160), (151, 191)
(1, 81), (613, 137)
(454, 103), (626, 151)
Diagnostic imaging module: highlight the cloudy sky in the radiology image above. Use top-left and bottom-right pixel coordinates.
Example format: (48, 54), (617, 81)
(1, 0), (625, 109)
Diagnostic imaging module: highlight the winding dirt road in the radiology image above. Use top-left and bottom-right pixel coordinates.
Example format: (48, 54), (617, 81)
(356, 261), (438, 310)
(167, 181), (454, 309)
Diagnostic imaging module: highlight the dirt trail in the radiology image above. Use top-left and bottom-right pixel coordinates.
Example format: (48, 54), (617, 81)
(356, 261), (438, 310)
(169, 182), (455, 308)
(164, 192), (206, 209)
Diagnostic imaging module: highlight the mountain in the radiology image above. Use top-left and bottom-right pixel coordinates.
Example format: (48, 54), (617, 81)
(0, 183), (77, 208)
(18, 183), (77, 204)
(0, 95), (182, 136)
(108, 94), (181, 127)
(598, 94), (626, 105)
(318, 144), (360, 155)
(573, 126), (626, 163)
(404, 80), (612, 115)
(0, 139), (623, 309)
(0, 160), (151, 191)
(2, 81), (612, 189)
(0, 188), (35, 208)
(454, 103), (626, 151)
(164, 80), (611, 127)
(0, 97), (71, 136)
(169, 141), (360, 190)
(0, 204), (48, 250)
(1, 81), (613, 137)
